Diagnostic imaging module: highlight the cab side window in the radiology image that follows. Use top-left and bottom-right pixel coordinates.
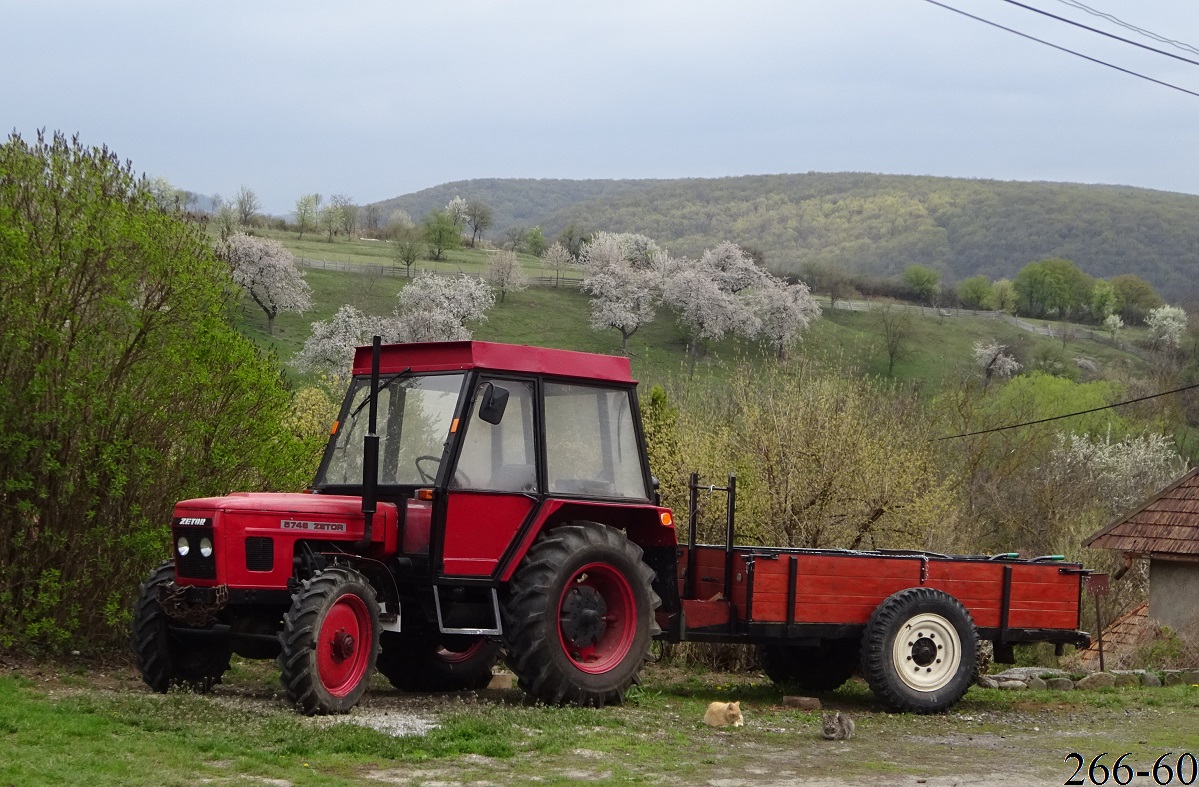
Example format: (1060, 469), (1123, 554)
(452, 379), (537, 493)
(543, 383), (648, 499)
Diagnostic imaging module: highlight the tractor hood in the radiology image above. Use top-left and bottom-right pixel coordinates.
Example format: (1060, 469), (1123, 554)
(169, 493), (400, 588)
(173, 492), (385, 526)
(173, 492), (398, 541)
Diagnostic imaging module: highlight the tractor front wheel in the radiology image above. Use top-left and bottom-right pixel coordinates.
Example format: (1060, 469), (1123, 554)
(860, 587), (977, 713)
(278, 567), (380, 715)
(503, 522), (660, 707)
(132, 560), (231, 694)
(376, 633), (500, 691)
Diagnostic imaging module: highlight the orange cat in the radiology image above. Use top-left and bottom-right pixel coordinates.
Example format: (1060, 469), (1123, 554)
(703, 700), (744, 727)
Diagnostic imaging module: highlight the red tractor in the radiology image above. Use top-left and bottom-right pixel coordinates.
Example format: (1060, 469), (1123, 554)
(134, 339), (1093, 715)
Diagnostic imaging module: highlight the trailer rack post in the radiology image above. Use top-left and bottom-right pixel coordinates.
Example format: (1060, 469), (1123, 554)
(723, 474), (736, 604)
(686, 471), (699, 600)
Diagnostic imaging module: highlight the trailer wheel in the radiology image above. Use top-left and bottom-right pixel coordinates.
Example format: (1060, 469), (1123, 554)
(758, 639), (860, 691)
(132, 560), (231, 694)
(860, 587), (977, 714)
(278, 567), (380, 715)
(376, 633), (500, 691)
(503, 523), (660, 707)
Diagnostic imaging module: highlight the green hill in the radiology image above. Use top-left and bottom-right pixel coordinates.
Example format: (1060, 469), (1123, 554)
(374, 174), (1199, 297)
(372, 178), (661, 234)
(240, 262), (1147, 392)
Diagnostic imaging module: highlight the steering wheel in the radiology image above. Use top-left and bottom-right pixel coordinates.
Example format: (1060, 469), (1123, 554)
(415, 455), (441, 484)
(415, 455), (473, 488)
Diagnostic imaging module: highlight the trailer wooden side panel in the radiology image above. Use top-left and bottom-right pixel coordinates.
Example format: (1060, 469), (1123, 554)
(679, 545), (1083, 633)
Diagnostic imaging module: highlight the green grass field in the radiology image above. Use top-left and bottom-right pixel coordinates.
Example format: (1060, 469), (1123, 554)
(237, 245), (1148, 395)
(4, 659), (1199, 786)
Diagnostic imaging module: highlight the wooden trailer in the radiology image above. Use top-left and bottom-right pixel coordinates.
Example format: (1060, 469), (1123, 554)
(654, 475), (1093, 713)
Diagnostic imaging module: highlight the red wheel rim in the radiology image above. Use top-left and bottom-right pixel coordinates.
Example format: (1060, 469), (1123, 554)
(317, 593), (372, 697)
(557, 562), (636, 674)
(435, 639), (487, 664)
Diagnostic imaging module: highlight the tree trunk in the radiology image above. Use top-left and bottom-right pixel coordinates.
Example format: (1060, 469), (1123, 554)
(267, 311), (276, 335)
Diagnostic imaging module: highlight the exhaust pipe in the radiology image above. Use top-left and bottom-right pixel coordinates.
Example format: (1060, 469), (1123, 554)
(359, 335), (381, 549)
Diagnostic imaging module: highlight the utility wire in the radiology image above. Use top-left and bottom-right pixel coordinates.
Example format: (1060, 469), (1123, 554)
(997, 0), (1199, 68)
(933, 381), (1199, 441)
(921, 0), (1199, 99)
(1053, 0), (1199, 57)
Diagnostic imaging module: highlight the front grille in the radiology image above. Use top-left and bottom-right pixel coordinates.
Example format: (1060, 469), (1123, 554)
(174, 527), (217, 579)
(245, 537), (274, 572)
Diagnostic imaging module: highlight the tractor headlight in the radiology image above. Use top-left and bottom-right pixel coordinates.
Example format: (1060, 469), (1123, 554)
(199, 537), (213, 558)
(177, 536), (190, 557)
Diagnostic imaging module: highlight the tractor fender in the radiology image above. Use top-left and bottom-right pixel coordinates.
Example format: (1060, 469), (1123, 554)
(498, 498), (676, 584)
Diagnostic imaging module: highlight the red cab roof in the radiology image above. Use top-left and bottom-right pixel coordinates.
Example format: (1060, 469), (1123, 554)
(351, 341), (636, 384)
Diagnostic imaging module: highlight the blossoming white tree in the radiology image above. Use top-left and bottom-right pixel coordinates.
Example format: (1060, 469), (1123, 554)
(484, 249), (528, 303)
(1049, 432), (1187, 513)
(223, 232), (312, 335)
(390, 272), (494, 342)
(540, 241), (575, 287)
(580, 232), (664, 354)
(1103, 313), (1124, 340)
(1146, 305), (1187, 350)
(972, 341), (1021, 387)
(700, 241), (770, 294)
(296, 273), (494, 376)
(293, 305), (385, 376)
(749, 280), (821, 359)
(445, 195), (468, 227)
(662, 262), (751, 377)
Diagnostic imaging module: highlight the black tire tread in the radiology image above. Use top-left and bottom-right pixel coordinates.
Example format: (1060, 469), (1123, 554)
(376, 635), (501, 692)
(860, 587), (977, 714)
(503, 523), (661, 707)
(131, 560), (231, 694)
(278, 566), (380, 716)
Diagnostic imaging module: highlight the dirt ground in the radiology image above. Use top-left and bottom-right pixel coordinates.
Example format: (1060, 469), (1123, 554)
(7, 654), (1199, 787)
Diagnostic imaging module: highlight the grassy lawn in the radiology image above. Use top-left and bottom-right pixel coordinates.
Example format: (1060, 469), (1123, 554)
(255, 228), (583, 285)
(4, 658), (1199, 786)
(240, 260), (1148, 399)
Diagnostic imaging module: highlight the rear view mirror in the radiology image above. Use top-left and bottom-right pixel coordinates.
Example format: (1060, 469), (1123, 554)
(478, 383), (509, 425)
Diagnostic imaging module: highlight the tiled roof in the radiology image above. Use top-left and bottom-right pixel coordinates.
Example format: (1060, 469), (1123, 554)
(1078, 601), (1150, 670)
(1084, 468), (1199, 556)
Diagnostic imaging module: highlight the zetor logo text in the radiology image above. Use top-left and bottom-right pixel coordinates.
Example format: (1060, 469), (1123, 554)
(175, 517), (211, 527)
(280, 520), (347, 533)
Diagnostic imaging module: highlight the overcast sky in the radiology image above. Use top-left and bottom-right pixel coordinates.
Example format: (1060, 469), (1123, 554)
(5, 0), (1199, 213)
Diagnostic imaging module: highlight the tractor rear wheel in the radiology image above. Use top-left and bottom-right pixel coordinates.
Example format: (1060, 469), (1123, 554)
(278, 567), (380, 715)
(376, 633), (500, 691)
(132, 560), (231, 694)
(503, 523), (660, 707)
(860, 587), (978, 714)
(758, 639), (860, 692)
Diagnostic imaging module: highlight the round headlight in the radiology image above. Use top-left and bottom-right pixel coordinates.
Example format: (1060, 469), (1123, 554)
(199, 537), (213, 558)
(177, 536), (190, 557)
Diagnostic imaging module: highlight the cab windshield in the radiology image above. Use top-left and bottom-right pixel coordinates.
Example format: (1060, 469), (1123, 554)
(316, 373), (465, 487)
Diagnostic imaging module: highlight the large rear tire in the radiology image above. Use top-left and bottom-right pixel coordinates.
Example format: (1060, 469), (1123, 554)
(758, 639), (860, 692)
(278, 567), (380, 715)
(860, 587), (977, 714)
(132, 560), (231, 694)
(376, 633), (500, 691)
(503, 523), (660, 707)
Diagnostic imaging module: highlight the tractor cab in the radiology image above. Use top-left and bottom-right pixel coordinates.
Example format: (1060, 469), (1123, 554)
(311, 340), (660, 581)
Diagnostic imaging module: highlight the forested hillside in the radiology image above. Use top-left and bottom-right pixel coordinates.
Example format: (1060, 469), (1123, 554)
(372, 178), (661, 233)
(376, 173), (1199, 296)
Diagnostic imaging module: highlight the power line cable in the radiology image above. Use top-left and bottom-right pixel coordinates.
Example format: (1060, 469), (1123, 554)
(1053, 0), (1199, 57)
(920, 0), (1199, 99)
(996, 0), (1199, 68)
(933, 381), (1199, 441)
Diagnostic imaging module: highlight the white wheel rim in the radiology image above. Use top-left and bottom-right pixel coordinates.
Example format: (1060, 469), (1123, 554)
(892, 612), (961, 692)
